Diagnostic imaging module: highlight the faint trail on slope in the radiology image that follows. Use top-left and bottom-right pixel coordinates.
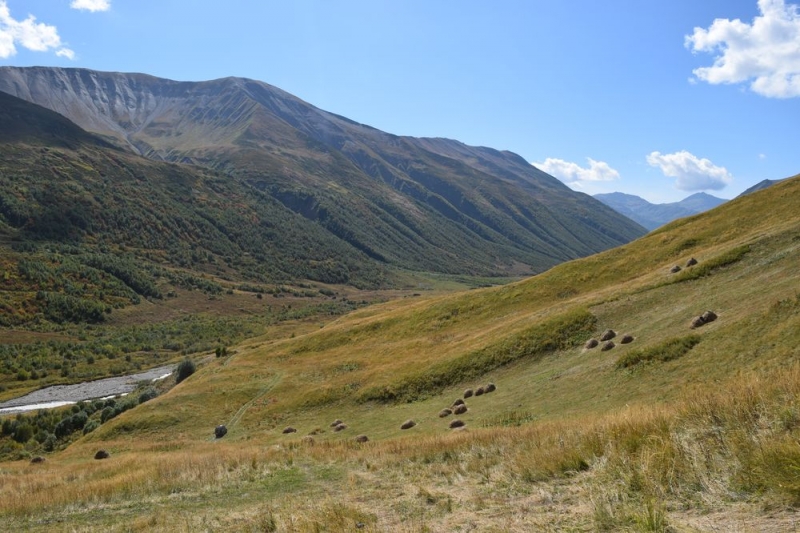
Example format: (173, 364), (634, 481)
(224, 373), (283, 434)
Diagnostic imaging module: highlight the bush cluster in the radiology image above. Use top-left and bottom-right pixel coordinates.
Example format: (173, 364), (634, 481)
(0, 389), (159, 458)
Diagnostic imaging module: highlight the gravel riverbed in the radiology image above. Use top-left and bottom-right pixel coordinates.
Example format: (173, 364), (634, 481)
(0, 365), (175, 414)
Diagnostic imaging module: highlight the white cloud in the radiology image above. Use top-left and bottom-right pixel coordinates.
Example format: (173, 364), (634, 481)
(56, 47), (75, 60)
(70, 0), (111, 12)
(0, 0), (73, 59)
(685, 0), (800, 98)
(646, 151), (733, 191)
(533, 157), (621, 185)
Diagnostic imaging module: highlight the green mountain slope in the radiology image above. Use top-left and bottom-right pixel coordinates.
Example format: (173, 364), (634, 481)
(0, 66), (646, 277)
(0, 91), (393, 324)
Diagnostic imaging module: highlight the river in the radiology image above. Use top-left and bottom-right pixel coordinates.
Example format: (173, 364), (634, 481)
(0, 365), (175, 415)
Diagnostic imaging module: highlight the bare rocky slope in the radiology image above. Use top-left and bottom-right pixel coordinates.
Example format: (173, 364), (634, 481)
(0, 66), (645, 277)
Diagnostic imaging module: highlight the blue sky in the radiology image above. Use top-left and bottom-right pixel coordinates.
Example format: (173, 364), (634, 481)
(1, 1), (799, 202)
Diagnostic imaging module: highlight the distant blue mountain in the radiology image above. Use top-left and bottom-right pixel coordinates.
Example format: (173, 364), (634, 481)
(594, 192), (727, 231)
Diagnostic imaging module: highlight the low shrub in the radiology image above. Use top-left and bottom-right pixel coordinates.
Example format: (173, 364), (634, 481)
(175, 358), (196, 384)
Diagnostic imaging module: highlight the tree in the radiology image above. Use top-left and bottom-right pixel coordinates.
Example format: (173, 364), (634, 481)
(175, 358), (196, 384)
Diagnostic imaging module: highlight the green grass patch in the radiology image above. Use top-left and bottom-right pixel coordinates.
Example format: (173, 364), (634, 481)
(673, 244), (751, 282)
(358, 308), (596, 403)
(616, 335), (702, 369)
(479, 410), (537, 428)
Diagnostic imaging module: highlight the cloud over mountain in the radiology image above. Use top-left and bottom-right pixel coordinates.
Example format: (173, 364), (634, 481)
(647, 150), (733, 191)
(686, 0), (800, 98)
(532, 158), (620, 186)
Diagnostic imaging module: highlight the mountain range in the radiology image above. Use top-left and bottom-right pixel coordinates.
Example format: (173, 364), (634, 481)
(594, 191), (727, 230)
(0, 66), (645, 284)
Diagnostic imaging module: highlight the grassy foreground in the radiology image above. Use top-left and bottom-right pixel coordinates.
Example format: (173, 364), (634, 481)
(1, 366), (799, 531)
(1, 175), (800, 531)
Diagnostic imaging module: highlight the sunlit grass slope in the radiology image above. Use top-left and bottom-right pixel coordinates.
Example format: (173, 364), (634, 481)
(3, 174), (800, 531)
(103, 174), (800, 442)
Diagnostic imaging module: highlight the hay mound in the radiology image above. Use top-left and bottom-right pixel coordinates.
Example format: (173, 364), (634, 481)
(449, 420), (465, 429)
(600, 329), (616, 341)
(601, 341), (615, 351)
(584, 338), (599, 349)
(690, 316), (706, 329)
(94, 450), (110, 460)
(401, 419), (416, 430)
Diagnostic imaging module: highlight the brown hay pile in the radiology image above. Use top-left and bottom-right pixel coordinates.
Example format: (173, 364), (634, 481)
(453, 404), (468, 415)
(600, 329), (616, 341)
(282, 427), (297, 434)
(601, 341), (615, 351)
(452, 398), (465, 407)
(584, 338), (599, 349)
(686, 257), (698, 267)
(485, 383), (496, 393)
(333, 423), (347, 432)
(701, 310), (717, 323)
(94, 450), (110, 460)
(214, 425), (228, 439)
(670, 265), (682, 273)
(330, 419), (343, 427)
(449, 419), (465, 429)
(438, 408), (453, 418)
(463, 389), (474, 398)
(690, 316), (706, 329)
(620, 335), (634, 344)
(355, 435), (369, 443)
(474, 387), (485, 396)
(401, 419), (416, 430)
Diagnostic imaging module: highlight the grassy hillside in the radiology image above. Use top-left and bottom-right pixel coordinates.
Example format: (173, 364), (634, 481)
(1, 173), (798, 530)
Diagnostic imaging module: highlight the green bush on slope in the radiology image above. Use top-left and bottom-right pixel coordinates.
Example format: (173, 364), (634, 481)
(359, 308), (596, 403)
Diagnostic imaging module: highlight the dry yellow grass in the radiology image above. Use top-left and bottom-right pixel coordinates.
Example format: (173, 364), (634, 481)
(2, 364), (799, 531)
